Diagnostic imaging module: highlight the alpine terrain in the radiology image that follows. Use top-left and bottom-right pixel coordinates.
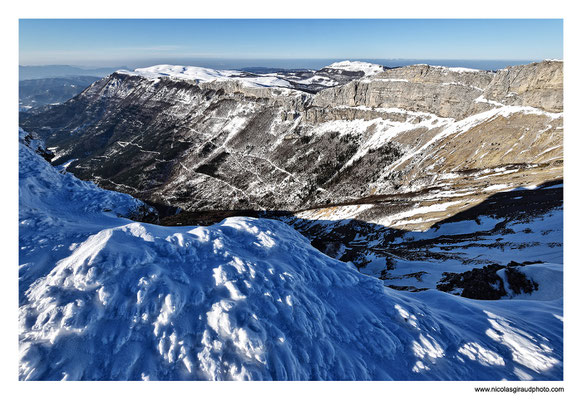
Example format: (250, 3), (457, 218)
(19, 59), (563, 380)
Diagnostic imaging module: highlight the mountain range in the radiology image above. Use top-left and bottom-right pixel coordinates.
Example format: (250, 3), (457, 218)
(18, 59), (564, 380)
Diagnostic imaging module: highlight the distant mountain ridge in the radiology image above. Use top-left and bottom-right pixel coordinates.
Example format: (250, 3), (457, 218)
(19, 65), (128, 80)
(19, 76), (101, 111)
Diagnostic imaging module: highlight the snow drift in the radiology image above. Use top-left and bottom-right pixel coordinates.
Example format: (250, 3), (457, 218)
(19, 130), (562, 380)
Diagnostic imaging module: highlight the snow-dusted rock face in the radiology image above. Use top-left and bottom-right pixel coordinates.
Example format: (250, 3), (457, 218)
(18, 128), (54, 161)
(311, 63), (496, 120)
(19, 136), (563, 380)
(19, 60), (562, 221)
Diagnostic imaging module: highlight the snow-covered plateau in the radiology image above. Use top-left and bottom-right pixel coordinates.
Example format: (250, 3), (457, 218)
(19, 131), (562, 381)
(119, 65), (294, 89)
(116, 60), (386, 90)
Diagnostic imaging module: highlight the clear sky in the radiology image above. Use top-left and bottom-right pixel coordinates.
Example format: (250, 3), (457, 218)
(19, 19), (563, 67)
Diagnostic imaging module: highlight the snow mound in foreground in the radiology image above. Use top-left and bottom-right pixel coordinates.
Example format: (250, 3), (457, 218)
(19, 131), (156, 293)
(19, 132), (562, 381)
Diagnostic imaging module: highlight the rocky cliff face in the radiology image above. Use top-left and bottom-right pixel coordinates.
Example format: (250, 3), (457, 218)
(312, 65), (494, 119)
(483, 61), (563, 112)
(311, 61), (562, 119)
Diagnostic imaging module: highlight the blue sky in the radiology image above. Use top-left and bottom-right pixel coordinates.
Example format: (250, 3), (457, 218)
(19, 19), (563, 67)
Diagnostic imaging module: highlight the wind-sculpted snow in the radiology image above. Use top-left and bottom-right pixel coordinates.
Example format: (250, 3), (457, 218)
(19, 134), (562, 380)
(19, 131), (156, 290)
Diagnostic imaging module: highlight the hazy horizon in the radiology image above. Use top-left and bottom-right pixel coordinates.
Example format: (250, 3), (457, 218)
(20, 19), (563, 67)
(19, 57), (546, 69)
(19, 58), (552, 80)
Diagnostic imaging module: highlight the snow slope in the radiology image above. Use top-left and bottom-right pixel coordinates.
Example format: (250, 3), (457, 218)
(18, 130), (562, 381)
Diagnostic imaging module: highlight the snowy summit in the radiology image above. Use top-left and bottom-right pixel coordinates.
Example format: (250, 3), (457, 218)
(325, 60), (385, 76)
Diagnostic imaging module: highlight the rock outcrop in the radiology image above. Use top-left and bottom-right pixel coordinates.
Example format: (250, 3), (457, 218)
(312, 65), (494, 119)
(482, 61), (563, 112)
